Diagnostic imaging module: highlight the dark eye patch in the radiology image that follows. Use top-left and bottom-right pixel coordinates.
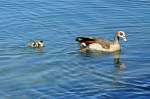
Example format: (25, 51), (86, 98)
(120, 32), (123, 36)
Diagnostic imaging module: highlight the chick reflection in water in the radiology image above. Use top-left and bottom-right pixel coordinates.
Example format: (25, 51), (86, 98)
(80, 49), (125, 70)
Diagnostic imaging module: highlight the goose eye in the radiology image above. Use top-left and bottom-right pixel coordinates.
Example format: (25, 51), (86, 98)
(120, 32), (123, 36)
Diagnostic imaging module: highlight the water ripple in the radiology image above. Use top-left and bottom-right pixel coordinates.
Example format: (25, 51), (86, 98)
(0, 0), (150, 98)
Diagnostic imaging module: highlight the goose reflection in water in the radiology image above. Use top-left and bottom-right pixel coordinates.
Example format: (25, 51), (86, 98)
(79, 49), (125, 71)
(112, 50), (125, 70)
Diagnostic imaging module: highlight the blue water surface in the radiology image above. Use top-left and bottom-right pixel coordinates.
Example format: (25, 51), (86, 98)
(0, 0), (150, 99)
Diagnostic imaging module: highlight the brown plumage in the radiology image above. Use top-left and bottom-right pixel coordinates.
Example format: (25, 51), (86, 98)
(76, 31), (127, 52)
(76, 37), (111, 49)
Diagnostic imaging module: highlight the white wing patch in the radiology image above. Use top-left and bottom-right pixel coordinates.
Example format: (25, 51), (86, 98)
(81, 42), (86, 47)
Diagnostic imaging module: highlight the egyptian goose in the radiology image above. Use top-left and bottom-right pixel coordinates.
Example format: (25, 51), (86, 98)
(27, 40), (44, 48)
(76, 31), (127, 52)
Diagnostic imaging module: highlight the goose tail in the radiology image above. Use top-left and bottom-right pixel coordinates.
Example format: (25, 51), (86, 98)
(75, 37), (85, 42)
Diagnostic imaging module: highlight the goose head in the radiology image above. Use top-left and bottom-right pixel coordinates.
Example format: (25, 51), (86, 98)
(116, 31), (127, 42)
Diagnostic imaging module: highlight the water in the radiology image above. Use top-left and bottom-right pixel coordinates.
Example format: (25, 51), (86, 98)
(0, 0), (150, 98)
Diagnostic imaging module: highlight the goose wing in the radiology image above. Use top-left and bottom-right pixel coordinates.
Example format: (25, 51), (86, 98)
(76, 37), (111, 49)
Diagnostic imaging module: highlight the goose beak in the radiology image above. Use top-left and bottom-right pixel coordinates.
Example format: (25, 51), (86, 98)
(122, 36), (127, 42)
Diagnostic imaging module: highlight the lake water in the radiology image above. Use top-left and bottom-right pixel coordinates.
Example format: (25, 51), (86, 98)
(0, 0), (150, 98)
